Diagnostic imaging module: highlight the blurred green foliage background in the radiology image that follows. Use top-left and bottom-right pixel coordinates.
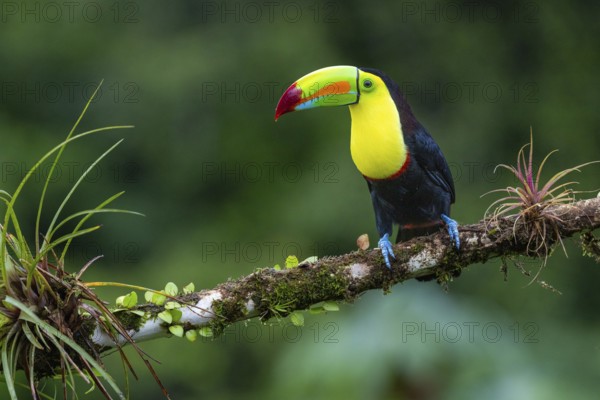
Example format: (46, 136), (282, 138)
(1, 0), (600, 398)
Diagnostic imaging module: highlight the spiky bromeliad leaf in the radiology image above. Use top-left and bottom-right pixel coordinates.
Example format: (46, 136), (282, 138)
(35, 82), (104, 254)
(485, 131), (599, 221)
(4, 296), (126, 400)
(483, 131), (599, 283)
(43, 139), (124, 242)
(1, 337), (19, 399)
(1, 81), (132, 275)
(0, 83), (162, 399)
(0, 126), (133, 272)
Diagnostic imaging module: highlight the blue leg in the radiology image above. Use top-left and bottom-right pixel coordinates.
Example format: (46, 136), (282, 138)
(378, 233), (396, 269)
(441, 214), (460, 249)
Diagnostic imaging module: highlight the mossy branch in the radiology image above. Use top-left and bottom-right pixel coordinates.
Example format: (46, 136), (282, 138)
(90, 196), (600, 349)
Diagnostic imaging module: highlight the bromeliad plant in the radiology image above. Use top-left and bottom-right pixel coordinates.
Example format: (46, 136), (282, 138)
(484, 131), (599, 279)
(0, 85), (165, 399)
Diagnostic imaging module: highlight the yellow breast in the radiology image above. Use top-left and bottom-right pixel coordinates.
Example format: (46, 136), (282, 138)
(348, 74), (408, 180)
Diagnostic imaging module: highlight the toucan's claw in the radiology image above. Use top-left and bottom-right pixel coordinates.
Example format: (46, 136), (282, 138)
(441, 214), (460, 249)
(378, 233), (396, 269)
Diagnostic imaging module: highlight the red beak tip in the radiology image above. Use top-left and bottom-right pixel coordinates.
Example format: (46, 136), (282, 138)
(274, 84), (302, 122)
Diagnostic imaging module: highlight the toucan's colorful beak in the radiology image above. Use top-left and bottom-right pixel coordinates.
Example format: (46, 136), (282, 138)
(274, 65), (359, 120)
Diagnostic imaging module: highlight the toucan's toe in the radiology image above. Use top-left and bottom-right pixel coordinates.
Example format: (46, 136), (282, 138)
(378, 233), (396, 269)
(441, 214), (460, 249)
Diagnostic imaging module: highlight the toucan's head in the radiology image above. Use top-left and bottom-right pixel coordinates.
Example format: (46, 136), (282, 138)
(274, 65), (395, 120)
(275, 65), (415, 179)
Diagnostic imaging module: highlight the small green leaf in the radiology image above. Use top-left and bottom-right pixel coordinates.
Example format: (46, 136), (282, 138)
(151, 292), (167, 306)
(309, 302), (331, 314)
(122, 291), (138, 308)
(322, 302), (339, 312)
(157, 310), (172, 324)
(198, 327), (213, 337)
(183, 282), (195, 294)
(165, 282), (178, 296)
(273, 264), (281, 270)
(169, 325), (184, 337)
(144, 291), (153, 302)
(290, 312), (304, 327)
(115, 292), (137, 308)
(300, 256), (318, 264)
(285, 255), (299, 269)
(170, 309), (183, 322)
(185, 329), (198, 342)
(115, 295), (126, 308)
(130, 310), (146, 317)
(165, 301), (181, 310)
(310, 302), (324, 309)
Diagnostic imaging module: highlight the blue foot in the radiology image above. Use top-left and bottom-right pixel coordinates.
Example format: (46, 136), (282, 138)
(441, 214), (460, 249)
(378, 233), (396, 269)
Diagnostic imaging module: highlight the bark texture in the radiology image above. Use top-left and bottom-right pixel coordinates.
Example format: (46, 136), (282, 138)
(91, 197), (600, 348)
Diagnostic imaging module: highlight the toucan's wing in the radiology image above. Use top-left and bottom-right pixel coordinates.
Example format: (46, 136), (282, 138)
(410, 127), (456, 204)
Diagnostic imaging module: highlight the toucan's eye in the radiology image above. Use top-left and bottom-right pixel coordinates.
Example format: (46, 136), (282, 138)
(363, 79), (373, 89)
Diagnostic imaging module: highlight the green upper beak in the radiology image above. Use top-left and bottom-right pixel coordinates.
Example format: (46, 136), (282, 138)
(274, 65), (359, 120)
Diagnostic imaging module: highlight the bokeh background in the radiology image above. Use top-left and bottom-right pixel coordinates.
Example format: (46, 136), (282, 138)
(1, 0), (600, 398)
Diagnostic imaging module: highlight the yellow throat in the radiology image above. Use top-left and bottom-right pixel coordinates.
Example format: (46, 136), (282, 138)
(349, 73), (408, 180)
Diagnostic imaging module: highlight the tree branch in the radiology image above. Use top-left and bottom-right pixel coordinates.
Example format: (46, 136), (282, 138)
(90, 197), (600, 349)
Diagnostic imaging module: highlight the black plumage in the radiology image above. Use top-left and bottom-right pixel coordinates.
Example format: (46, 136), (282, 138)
(360, 69), (456, 279)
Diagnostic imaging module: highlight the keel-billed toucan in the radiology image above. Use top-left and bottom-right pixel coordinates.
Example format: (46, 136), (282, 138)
(274, 66), (460, 270)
